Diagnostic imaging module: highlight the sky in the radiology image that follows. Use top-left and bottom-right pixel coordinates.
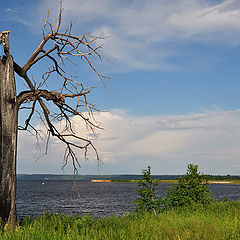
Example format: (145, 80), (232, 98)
(1, 0), (240, 175)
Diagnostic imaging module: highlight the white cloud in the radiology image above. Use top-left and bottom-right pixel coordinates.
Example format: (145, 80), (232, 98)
(17, 108), (240, 175)
(11, 0), (240, 72)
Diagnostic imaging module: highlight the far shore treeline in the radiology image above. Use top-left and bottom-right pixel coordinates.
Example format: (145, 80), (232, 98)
(16, 174), (240, 181)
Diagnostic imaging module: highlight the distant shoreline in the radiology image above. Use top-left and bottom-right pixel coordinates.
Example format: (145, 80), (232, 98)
(209, 181), (232, 184)
(91, 180), (111, 182)
(88, 179), (240, 184)
(17, 174), (240, 184)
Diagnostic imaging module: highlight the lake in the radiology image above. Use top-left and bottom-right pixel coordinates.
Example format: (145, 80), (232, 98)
(16, 180), (240, 220)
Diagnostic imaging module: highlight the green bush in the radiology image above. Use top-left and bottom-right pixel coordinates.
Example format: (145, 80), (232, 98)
(133, 164), (214, 213)
(164, 164), (214, 208)
(132, 166), (163, 213)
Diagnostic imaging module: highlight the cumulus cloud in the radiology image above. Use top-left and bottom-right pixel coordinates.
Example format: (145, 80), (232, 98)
(17, 108), (240, 175)
(27, 0), (240, 72)
(7, 0), (239, 72)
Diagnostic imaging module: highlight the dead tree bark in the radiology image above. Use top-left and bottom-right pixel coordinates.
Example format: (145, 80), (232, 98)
(0, 31), (17, 225)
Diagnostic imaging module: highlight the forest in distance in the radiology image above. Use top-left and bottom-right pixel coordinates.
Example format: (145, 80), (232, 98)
(17, 173), (240, 181)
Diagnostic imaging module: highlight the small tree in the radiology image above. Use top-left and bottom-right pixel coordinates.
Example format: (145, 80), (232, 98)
(164, 164), (213, 208)
(133, 166), (162, 213)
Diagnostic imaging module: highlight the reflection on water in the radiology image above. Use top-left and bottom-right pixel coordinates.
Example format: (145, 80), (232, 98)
(16, 181), (240, 219)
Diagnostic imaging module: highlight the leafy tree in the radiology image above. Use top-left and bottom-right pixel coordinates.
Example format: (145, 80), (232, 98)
(164, 164), (213, 208)
(226, 174), (231, 180)
(133, 166), (162, 213)
(0, 1), (107, 226)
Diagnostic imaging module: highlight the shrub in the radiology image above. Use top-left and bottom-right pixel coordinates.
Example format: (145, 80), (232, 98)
(164, 164), (214, 208)
(133, 166), (162, 213)
(133, 164), (214, 213)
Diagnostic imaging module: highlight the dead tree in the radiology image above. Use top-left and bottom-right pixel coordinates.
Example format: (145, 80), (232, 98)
(0, 2), (107, 226)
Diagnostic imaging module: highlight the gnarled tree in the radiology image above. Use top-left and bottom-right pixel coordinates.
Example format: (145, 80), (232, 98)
(0, 3), (107, 226)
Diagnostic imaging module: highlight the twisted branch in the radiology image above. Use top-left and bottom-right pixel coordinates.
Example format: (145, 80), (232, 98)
(14, 0), (108, 173)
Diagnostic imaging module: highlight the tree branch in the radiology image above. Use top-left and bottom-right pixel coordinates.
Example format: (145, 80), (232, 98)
(17, 89), (90, 107)
(15, 0), (107, 173)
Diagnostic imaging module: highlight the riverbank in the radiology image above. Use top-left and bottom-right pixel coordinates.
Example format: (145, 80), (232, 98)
(110, 179), (240, 184)
(208, 179), (240, 184)
(1, 201), (240, 239)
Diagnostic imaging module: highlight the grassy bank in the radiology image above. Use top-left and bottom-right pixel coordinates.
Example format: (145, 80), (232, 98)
(111, 179), (240, 184)
(1, 201), (240, 240)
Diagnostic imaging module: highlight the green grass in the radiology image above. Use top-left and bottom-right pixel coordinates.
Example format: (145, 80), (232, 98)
(1, 201), (240, 239)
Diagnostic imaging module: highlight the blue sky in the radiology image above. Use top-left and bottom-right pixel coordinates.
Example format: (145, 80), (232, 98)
(1, 0), (240, 175)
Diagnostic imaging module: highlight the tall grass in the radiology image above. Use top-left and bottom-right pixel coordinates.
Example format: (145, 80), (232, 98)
(1, 201), (240, 240)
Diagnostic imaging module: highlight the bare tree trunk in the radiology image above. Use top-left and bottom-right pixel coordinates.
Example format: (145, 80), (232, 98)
(0, 31), (17, 226)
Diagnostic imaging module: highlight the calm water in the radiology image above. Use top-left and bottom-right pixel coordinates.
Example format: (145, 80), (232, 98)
(16, 181), (240, 219)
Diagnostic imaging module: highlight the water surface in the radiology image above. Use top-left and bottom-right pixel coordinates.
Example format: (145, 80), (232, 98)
(16, 181), (240, 219)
